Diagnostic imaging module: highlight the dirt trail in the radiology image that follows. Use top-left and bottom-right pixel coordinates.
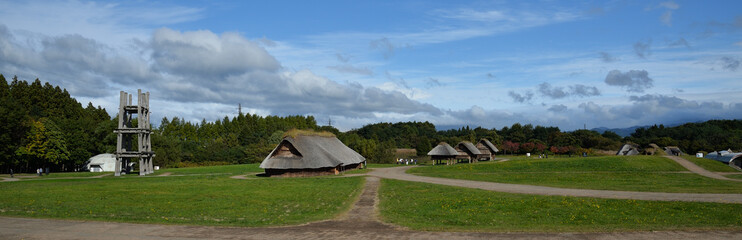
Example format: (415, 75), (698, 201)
(2, 176), (740, 239)
(368, 166), (742, 203)
(0, 177), (20, 182)
(664, 155), (742, 182)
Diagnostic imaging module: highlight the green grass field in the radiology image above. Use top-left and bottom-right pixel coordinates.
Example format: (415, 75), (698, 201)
(0, 174), (364, 227)
(681, 155), (738, 173)
(159, 164), (263, 175)
(379, 179), (742, 232)
(0, 172), (110, 179)
(408, 155), (742, 193)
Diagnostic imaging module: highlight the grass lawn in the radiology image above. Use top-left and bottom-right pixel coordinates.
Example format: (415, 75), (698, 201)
(368, 163), (405, 168)
(408, 155), (742, 193)
(159, 164), (263, 175)
(1, 172), (110, 179)
(682, 155), (739, 173)
(726, 174), (742, 180)
(379, 179), (742, 232)
(0, 174), (364, 227)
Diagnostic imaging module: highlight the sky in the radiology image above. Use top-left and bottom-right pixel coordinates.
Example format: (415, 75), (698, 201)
(0, 0), (741, 131)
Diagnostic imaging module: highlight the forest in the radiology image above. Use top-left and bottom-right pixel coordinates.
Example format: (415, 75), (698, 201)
(1, 75), (741, 173)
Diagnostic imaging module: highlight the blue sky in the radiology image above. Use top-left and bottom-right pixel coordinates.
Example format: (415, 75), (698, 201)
(0, 0), (741, 131)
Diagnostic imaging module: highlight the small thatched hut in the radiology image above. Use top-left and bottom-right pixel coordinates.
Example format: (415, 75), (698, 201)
(260, 132), (366, 177)
(616, 143), (640, 156)
(455, 141), (483, 163)
(428, 142), (458, 165)
(664, 146), (684, 156)
(476, 139), (499, 161)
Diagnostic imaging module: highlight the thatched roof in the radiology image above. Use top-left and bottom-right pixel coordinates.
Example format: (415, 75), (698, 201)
(478, 139), (499, 153)
(428, 142), (458, 156)
(616, 143), (639, 156)
(457, 141), (482, 155)
(664, 146), (684, 155)
(260, 135), (365, 169)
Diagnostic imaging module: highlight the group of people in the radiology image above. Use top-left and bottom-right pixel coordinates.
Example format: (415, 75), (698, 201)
(36, 168), (49, 176)
(396, 158), (417, 165)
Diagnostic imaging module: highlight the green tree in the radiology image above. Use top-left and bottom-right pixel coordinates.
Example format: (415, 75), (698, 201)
(16, 118), (70, 169)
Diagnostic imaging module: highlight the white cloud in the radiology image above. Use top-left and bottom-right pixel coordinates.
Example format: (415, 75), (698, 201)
(151, 28), (280, 77)
(0, 0), (201, 46)
(1, 25), (443, 122)
(657, 1), (680, 26)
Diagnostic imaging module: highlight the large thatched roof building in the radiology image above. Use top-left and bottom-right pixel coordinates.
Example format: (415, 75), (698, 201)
(260, 133), (366, 177)
(455, 141), (483, 163)
(428, 142), (458, 165)
(476, 139), (499, 161)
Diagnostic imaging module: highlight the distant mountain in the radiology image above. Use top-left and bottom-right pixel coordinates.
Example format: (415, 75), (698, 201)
(591, 126), (649, 137)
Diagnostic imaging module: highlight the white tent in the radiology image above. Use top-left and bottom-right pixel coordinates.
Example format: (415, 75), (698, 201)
(82, 154), (117, 172)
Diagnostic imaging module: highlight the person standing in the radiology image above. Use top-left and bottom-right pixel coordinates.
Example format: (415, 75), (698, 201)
(9, 168), (13, 178)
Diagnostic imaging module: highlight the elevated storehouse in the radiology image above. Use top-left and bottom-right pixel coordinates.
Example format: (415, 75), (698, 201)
(260, 133), (366, 177)
(476, 139), (499, 161)
(455, 141), (483, 163)
(428, 142), (459, 165)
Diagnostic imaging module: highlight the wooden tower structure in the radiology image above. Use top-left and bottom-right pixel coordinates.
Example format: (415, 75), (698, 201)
(114, 90), (155, 176)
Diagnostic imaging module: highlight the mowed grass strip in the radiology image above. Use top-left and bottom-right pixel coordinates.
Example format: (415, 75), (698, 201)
(379, 179), (742, 232)
(681, 155), (739, 173)
(1, 172), (110, 179)
(409, 156), (742, 193)
(159, 164), (263, 175)
(0, 175), (364, 227)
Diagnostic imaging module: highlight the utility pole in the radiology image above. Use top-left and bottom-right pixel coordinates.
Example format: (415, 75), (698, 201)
(328, 117), (332, 127)
(238, 103), (242, 116)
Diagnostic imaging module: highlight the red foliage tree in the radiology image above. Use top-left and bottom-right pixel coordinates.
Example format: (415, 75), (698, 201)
(549, 146), (559, 154)
(501, 141), (520, 155)
(534, 142), (546, 153)
(521, 142), (535, 153)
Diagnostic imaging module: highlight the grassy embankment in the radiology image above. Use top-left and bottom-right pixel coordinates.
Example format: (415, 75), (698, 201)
(379, 179), (742, 232)
(0, 164), (364, 227)
(408, 155), (742, 193)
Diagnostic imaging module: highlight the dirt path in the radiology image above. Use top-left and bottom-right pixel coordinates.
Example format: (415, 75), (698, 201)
(1, 177), (20, 182)
(368, 166), (742, 203)
(2, 176), (740, 239)
(664, 155), (742, 182)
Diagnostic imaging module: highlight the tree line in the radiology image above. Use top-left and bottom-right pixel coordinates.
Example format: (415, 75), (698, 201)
(0, 75), (112, 173)
(1, 75), (740, 172)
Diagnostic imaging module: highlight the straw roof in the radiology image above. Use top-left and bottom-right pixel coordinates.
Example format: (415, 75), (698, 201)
(457, 141), (482, 155)
(428, 142), (458, 156)
(260, 134), (365, 169)
(478, 139), (499, 152)
(616, 143), (639, 156)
